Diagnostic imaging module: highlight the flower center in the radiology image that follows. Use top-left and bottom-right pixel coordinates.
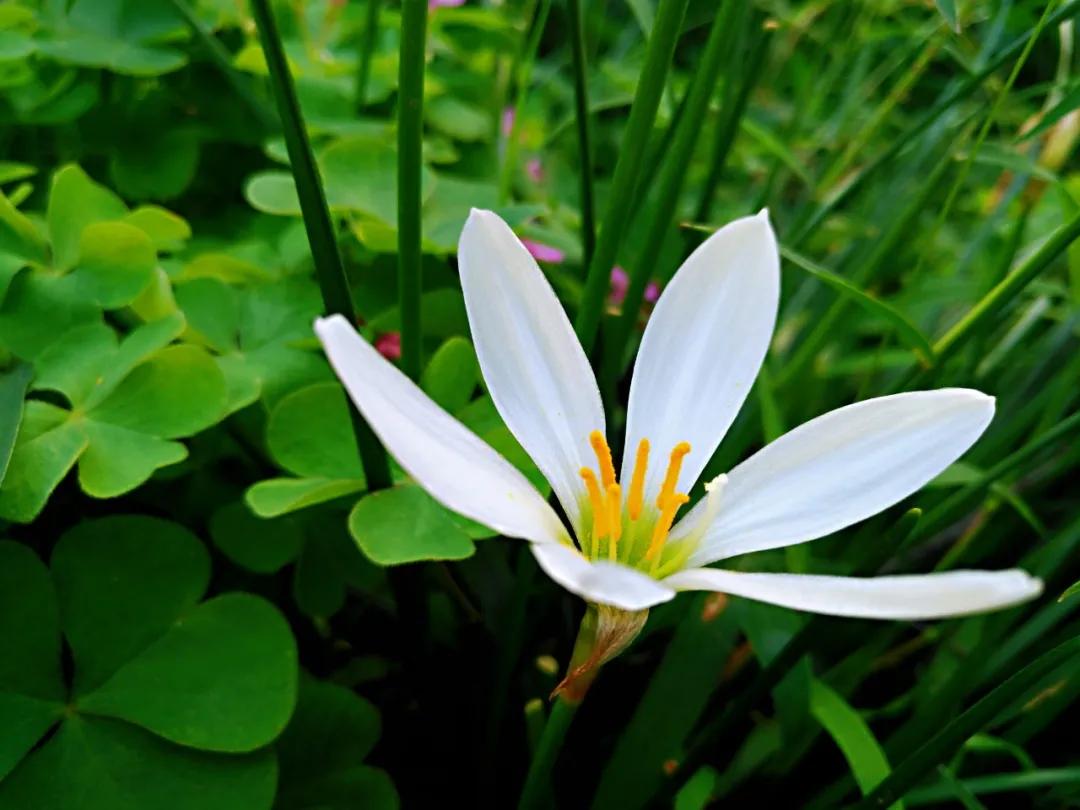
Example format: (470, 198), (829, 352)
(578, 430), (694, 576)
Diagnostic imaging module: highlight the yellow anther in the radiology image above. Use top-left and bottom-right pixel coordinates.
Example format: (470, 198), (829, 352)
(627, 439), (650, 520)
(646, 493), (689, 561)
(656, 442), (691, 510)
(580, 468), (608, 550)
(606, 483), (623, 561)
(589, 430), (617, 489)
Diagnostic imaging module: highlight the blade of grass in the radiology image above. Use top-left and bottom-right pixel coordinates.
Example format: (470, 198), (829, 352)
(397, 0), (428, 381)
(355, 0), (384, 112)
(780, 246), (935, 366)
(170, 0), (278, 131)
(850, 635), (1080, 809)
(787, 0), (1080, 248)
(600, 0), (738, 391)
(250, 0), (390, 489)
(573, 0), (691, 354)
(909, 768), (1080, 806)
(567, 0), (596, 267)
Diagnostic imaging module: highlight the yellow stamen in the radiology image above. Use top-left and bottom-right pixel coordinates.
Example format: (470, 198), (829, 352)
(589, 430), (617, 489)
(627, 439), (650, 520)
(646, 493), (689, 561)
(580, 468), (608, 549)
(606, 483), (623, 560)
(656, 441), (691, 509)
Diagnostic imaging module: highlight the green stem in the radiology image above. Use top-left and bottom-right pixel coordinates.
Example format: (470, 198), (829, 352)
(573, 0), (691, 355)
(250, 0), (390, 489)
(931, 210), (1080, 366)
(567, 0), (596, 267)
(397, 0), (428, 381)
(851, 635), (1080, 809)
(600, 1), (738, 389)
(517, 697), (578, 810)
(355, 0), (384, 112)
(169, 0), (277, 131)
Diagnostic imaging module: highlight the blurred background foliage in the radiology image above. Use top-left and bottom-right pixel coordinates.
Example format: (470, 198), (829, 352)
(2, 0), (1080, 807)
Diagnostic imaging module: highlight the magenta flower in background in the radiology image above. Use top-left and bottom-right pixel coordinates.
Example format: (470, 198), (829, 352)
(521, 238), (565, 264)
(375, 332), (402, 361)
(501, 107), (516, 137)
(609, 266), (629, 306)
(526, 158), (545, 183)
(429, 0), (465, 8)
(608, 266), (662, 309)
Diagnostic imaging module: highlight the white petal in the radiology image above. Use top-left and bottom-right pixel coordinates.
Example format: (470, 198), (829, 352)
(621, 211), (779, 503)
(459, 209), (604, 535)
(532, 543), (676, 611)
(315, 315), (566, 545)
(677, 389), (995, 566)
(662, 568), (1042, 620)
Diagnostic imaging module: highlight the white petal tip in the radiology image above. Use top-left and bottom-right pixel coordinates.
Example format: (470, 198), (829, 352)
(313, 313), (351, 339)
(756, 207), (771, 222)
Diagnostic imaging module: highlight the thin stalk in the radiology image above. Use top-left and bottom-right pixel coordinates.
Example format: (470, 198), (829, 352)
(397, 0), (428, 381)
(567, 0), (596, 267)
(517, 697), (578, 810)
(600, 2), (736, 389)
(250, 0), (390, 488)
(850, 635), (1080, 809)
(169, 0), (277, 131)
(573, 0), (691, 354)
(355, 0), (384, 112)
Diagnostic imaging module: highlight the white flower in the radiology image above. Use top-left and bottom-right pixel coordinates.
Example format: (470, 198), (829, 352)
(315, 209), (1042, 620)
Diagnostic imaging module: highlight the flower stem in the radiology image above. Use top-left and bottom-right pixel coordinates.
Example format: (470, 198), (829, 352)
(250, 0), (390, 489)
(850, 634), (1080, 809)
(355, 0), (384, 112)
(566, 0), (596, 268)
(397, 0), (428, 381)
(573, 0), (690, 355)
(517, 697), (578, 810)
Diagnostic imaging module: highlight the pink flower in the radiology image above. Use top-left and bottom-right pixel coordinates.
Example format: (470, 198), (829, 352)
(429, 0), (465, 8)
(501, 107), (516, 137)
(521, 238), (565, 264)
(608, 266), (662, 310)
(609, 266), (629, 306)
(375, 332), (402, 361)
(526, 157), (544, 183)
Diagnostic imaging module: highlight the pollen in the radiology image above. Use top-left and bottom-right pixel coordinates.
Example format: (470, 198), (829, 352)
(627, 439), (650, 520)
(656, 441), (691, 510)
(589, 430), (617, 489)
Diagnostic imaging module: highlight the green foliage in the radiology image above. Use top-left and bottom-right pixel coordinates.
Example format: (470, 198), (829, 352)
(2, 0), (1080, 808)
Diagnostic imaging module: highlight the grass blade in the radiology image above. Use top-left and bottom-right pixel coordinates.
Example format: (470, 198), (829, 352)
(567, 0), (596, 267)
(573, 0), (691, 354)
(250, 0), (391, 489)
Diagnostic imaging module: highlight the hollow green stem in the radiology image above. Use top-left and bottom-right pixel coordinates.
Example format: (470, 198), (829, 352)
(567, 0), (596, 267)
(573, 0), (690, 354)
(397, 0), (428, 381)
(250, 0), (390, 489)
(517, 697), (578, 810)
(851, 635), (1080, 809)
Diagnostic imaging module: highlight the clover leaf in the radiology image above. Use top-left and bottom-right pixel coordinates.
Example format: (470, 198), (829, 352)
(0, 515), (298, 809)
